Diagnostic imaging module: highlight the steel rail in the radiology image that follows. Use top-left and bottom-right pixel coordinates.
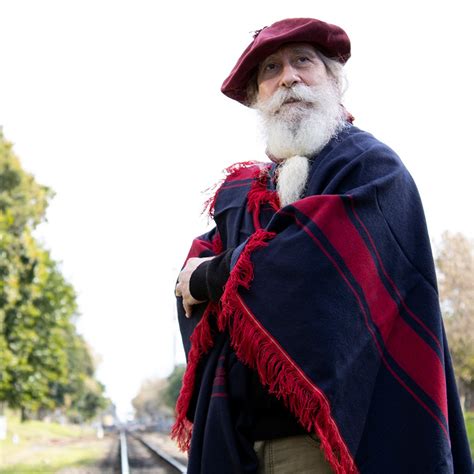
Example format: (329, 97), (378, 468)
(119, 430), (130, 474)
(130, 433), (187, 473)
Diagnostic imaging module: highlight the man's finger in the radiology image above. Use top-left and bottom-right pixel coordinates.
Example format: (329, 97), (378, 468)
(183, 301), (192, 318)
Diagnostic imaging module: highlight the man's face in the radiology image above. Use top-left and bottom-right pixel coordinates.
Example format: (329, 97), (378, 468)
(256, 43), (329, 103)
(252, 42), (344, 160)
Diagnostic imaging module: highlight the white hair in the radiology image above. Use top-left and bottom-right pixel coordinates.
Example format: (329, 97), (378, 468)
(314, 51), (347, 98)
(276, 155), (310, 206)
(253, 80), (346, 160)
(248, 48), (349, 204)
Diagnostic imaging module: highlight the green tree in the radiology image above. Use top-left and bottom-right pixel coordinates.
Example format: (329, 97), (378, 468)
(60, 335), (107, 422)
(132, 377), (171, 421)
(132, 366), (186, 422)
(2, 245), (73, 415)
(163, 365), (186, 411)
(0, 130), (106, 421)
(0, 130), (53, 413)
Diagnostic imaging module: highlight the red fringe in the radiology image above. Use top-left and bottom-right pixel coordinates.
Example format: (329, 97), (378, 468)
(246, 167), (280, 230)
(223, 160), (264, 178)
(202, 182), (223, 219)
(171, 302), (218, 451)
(173, 162), (267, 451)
(219, 229), (276, 331)
(203, 161), (264, 218)
(220, 233), (358, 474)
(174, 161), (356, 472)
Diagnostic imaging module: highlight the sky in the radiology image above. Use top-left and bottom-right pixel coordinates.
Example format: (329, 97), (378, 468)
(0, 0), (473, 419)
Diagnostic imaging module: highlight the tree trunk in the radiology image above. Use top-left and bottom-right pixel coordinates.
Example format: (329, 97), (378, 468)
(21, 406), (28, 422)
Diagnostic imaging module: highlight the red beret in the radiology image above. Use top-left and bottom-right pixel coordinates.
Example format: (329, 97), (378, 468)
(221, 18), (351, 105)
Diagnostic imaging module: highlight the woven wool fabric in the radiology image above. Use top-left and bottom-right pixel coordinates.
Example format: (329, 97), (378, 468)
(174, 124), (473, 473)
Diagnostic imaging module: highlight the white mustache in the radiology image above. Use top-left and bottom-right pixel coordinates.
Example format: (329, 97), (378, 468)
(254, 80), (345, 161)
(258, 84), (323, 115)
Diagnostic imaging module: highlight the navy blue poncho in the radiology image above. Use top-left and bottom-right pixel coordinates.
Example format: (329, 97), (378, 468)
(174, 124), (473, 473)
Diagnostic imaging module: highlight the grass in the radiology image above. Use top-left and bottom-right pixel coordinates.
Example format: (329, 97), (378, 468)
(0, 410), (112, 473)
(3, 411), (94, 440)
(0, 442), (107, 473)
(465, 411), (474, 457)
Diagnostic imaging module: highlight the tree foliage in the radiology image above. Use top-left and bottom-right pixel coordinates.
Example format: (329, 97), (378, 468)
(132, 365), (186, 422)
(132, 377), (171, 421)
(436, 231), (474, 404)
(0, 130), (106, 421)
(163, 365), (186, 410)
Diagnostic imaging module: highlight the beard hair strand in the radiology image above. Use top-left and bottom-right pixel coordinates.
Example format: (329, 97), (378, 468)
(276, 155), (310, 207)
(255, 82), (346, 161)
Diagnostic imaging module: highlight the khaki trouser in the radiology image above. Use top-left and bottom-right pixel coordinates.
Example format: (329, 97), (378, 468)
(254, 434), (333, 474)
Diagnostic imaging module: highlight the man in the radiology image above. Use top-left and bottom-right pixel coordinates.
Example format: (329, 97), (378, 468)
(173, 18), (472, 473)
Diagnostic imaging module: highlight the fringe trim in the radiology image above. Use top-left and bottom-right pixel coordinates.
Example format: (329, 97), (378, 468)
(173, 163), (356, 471)
(203, 161), (264, 218)
(219, 229), (276, 331)
(220, 233), (358, 474)
(171, 302), (218, 451)
(246, 167), (280, 230)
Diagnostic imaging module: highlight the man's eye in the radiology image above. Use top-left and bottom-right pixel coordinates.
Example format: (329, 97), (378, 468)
(297, 56), (309, 63)
(264, 63), (277, 71)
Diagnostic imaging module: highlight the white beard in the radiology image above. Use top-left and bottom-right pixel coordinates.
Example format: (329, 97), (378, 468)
(276, 155), (310, 207)
(254, 82), (345, 161)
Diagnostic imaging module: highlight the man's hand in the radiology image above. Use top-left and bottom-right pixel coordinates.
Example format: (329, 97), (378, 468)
(175, 256), (214, 318)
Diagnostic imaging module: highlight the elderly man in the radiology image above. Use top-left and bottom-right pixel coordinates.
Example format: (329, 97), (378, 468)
(173, 18), (472, 474)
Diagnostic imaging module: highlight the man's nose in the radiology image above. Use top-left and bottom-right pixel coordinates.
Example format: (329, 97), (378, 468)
(279, 64), (301, 88)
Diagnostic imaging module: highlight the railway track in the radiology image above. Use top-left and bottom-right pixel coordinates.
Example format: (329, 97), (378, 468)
(119, 430), (187, 473)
